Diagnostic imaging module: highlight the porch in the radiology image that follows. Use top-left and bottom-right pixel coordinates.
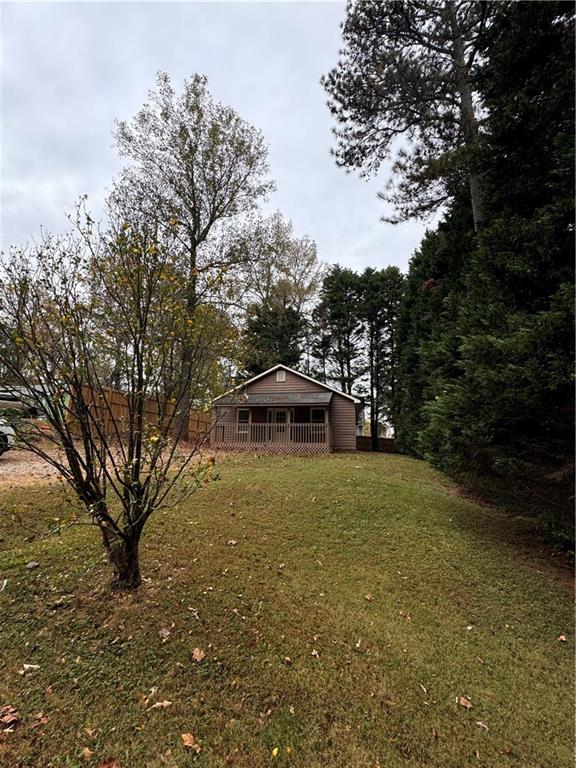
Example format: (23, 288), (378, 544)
(211, 398), (333, 453)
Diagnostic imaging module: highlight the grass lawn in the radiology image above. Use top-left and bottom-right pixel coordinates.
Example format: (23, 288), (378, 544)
(0, 453), (573, 768)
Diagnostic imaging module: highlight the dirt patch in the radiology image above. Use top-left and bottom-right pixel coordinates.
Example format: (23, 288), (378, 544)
(0, 442), (217, 487)
(0, 448), (58, 485)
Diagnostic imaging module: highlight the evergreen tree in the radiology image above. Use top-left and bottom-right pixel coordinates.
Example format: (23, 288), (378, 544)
(358, 267), (404, 447)
(395, 2), (574, 536)
(311, 266), (364, 395)
(322, 0), (496, 228)
(244, 297), (306, 376)
(395, 195), (474, 453)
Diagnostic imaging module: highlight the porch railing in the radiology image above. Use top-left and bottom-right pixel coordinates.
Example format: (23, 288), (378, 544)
(212, 422), (330, 449)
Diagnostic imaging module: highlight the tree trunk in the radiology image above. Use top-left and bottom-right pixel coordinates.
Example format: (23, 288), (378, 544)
(175, 346), (193, 441)
(175, 250), (198, 442)
(369, 330), (378, 452)
(101, 528), (142, 591)
(446, 0), (484, 230)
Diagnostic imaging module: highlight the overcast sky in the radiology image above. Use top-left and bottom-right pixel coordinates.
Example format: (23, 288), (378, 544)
(1, 1), (429, 272)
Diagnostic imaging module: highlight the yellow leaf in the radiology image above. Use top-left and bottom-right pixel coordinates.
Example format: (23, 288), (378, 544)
(181, 733), (201, 753)
(271, 747), (279, 757)
(192, 647), (206, 662)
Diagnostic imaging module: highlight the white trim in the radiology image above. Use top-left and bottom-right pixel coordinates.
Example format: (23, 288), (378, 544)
(212, 364), (360, 404)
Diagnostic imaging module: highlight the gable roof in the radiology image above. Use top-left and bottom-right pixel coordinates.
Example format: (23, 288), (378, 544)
(212, 364), (361, 404)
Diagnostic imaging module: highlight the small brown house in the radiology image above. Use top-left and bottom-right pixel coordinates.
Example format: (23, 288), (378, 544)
(211, 364), (360, 453)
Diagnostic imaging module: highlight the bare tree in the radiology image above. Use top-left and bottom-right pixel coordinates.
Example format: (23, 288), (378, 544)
(109, 72), (274, 439)
(237, 211), (325, 314)
(0, 208), (233, 590)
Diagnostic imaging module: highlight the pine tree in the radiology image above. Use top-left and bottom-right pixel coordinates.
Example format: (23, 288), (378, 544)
(243, 298), (306, 376)
(358, 267), (404, 447)
(322, 0), (496, 228)
(311, 266), (364, 395)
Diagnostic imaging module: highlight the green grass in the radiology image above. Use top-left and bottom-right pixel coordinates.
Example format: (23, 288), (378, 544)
(0, 453), (573, 768)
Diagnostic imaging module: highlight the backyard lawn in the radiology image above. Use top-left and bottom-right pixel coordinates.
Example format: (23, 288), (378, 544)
(0, 453), (573, 768)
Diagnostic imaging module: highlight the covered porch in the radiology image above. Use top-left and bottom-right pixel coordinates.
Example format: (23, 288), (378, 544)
(212, 392), (332, 453)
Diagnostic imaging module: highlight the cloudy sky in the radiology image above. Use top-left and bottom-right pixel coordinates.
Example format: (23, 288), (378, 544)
(1, 1), (429, 272)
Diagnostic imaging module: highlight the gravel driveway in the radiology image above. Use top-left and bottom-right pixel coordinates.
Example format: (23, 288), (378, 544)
(0, 448), (58, 484)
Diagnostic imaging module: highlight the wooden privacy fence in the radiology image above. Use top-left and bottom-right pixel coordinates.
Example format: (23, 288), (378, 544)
(356, 436), (397, 453)
(67, 385), (211, 442)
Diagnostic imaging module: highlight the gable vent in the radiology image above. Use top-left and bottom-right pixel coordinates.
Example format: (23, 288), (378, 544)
(276, 370), (286, 382)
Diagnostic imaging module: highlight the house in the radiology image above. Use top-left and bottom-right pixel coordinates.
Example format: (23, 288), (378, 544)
(211, 364), (360, 453)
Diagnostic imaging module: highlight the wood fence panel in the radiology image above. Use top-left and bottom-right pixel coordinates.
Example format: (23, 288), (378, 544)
(67, 385), (211, 443)
(356, 436), (397, 453)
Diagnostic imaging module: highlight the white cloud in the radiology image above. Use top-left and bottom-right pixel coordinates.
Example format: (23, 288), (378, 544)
(1, 1), (428, 271)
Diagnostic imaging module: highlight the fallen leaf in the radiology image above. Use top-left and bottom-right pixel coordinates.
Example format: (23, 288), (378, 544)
(400, 610), (411, 621)
(31, 712), (49, 728)
(146, 700), (172, 711)
(181, 733), (201, 753)
(84, 727), (97, 738)
(558, 634), (567, 642)
(143, 686), (158, 706)
(457, 695), (473, 710)
(226, 540), (238, 547)
(283, 656), (292, 665)
(311, 649), (319, 658)
(476, 721), (489, 731)
(0, 704), (21, 731)
(271, 747), (279, 757)
(192, 647), (206, 662)
(83, 746), (94, 761)
(364, 593), (375, 602)
(25, 561), (39, 570)
(158, 627), (171, 641)
(18, 663), (40, 675)
(97, 761), (120, 768)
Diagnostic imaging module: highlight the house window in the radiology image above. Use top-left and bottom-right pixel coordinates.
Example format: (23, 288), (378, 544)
(237, 409), (250, 434)
(276, 370), (286, 382)
(311, 408), (325, 424)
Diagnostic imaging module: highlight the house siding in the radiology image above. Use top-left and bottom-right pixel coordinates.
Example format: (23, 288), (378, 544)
(248, 369), (325, 394)
(213, 405), (237, 425)
(329, 394), (357, 451)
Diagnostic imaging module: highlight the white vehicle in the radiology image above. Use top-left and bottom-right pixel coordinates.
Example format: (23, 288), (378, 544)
(0, 420), (15, 455)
